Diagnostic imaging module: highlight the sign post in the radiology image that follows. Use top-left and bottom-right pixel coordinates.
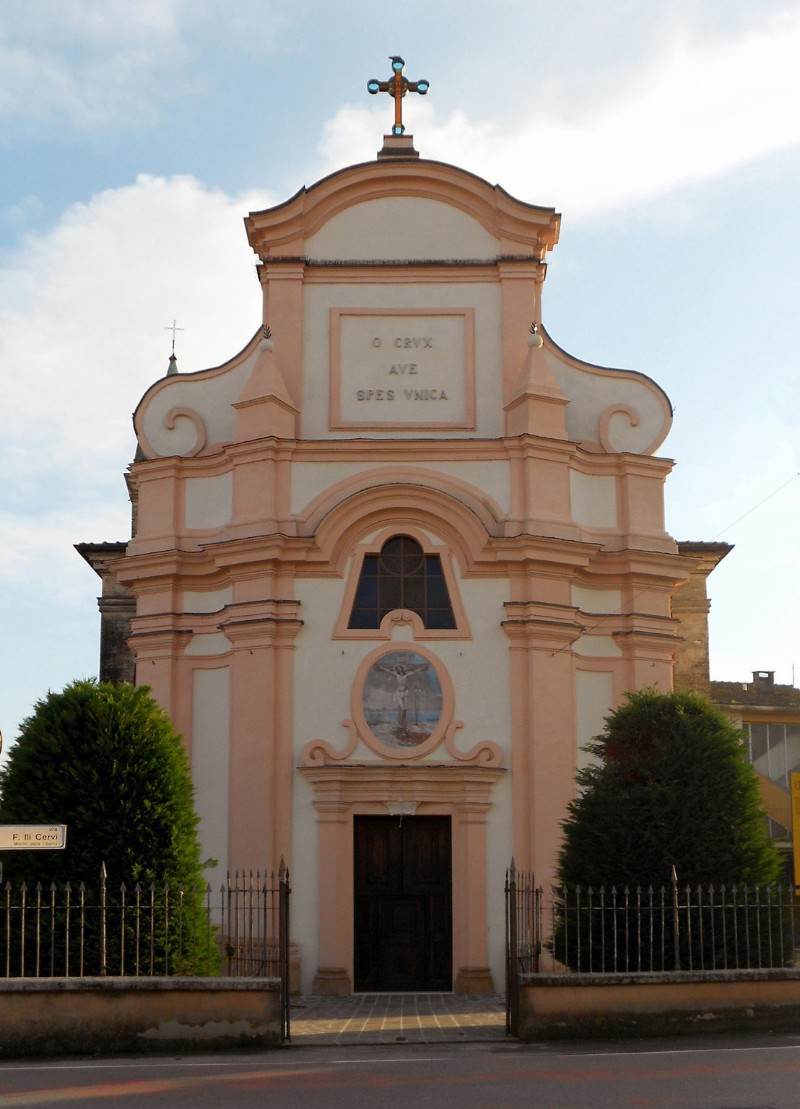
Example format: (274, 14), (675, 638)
(0, 825), (67, 886)
(0, 825), (67, 850)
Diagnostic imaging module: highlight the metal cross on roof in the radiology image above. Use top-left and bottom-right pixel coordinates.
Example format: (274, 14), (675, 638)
(164, 318), (184, 353)
(367, 56), (429, 136)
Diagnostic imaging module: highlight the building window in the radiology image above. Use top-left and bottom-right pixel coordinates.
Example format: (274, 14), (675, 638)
(348, 535), (456, 630)
(746, 722), (800, 792)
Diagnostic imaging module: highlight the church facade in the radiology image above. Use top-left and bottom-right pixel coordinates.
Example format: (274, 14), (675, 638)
(84, 125), (689, 995)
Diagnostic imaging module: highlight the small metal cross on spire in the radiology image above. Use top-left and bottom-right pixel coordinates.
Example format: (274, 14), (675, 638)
(367, 56), (429, 136)
(164, 318), (184, 353)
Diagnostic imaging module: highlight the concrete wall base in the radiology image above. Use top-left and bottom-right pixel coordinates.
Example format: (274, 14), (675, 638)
(0, 978), (282, 1059)
(518, 969), (800, 1040)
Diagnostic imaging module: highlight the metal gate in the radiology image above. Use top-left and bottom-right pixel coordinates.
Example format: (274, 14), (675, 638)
(222, 862), (291, 1043)
(279, 862), (291, 1043)
(504, 861), (540, 1037)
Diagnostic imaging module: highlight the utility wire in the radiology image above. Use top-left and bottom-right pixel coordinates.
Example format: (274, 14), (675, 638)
(712, 471), (800, 540)
(551, 470), (800, 654)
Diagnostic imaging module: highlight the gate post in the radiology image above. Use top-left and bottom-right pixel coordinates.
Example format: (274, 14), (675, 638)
(99, 861), (107, 976)
(279, 859), (291, 1043)
(505, 859), (518, 1036)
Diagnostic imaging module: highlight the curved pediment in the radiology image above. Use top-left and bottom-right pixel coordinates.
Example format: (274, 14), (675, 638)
(245, 158), (561, 260)
(306, 196), (498, 261)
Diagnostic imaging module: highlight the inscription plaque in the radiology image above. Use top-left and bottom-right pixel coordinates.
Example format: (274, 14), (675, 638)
(330, 309), (475, 430)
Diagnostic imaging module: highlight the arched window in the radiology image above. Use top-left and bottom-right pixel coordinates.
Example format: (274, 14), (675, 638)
(348, 535), (456, 630)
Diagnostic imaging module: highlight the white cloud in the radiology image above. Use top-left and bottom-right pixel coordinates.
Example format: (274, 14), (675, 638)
(0, 166), (282, 763)
(318, 10), (800, 220)
(0, 174), (272, 499)
(0, 1), (188, 127)
(0, 173), (276, 740)
(0, 504), (129, 593)
(0, 0), (281, 130)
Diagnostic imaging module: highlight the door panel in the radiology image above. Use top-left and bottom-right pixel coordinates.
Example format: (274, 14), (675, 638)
(354, 816), (452, 991)
(377, 897), (426, 989)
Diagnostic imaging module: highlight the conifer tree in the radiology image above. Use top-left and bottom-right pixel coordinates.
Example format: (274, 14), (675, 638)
(0, 680), (217, 973)
(553, 688), (785, 970)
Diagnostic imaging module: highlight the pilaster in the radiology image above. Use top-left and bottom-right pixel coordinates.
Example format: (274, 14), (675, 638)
(502, 599), (583, 887)
(220, 600), (303, 873)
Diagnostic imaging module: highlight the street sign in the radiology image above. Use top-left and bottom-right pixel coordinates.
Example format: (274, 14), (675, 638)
(0, 825), (67, 850)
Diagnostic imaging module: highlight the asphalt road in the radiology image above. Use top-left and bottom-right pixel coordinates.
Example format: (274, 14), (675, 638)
(3, 1034), (800, 1107)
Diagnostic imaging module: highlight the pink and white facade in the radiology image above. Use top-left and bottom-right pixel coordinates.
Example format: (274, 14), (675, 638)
(111, 135), (687, 995)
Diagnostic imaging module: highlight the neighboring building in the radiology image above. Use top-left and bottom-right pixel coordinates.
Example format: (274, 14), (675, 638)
(79, 113), (690, 993)
(671, 541), (732, 696)
(672, 546), (799, 858)
(75, 541), (135, 684)
(711, 671), (800, 847)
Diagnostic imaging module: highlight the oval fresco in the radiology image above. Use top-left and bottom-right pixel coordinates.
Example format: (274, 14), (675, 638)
(362, 649), (443, 750)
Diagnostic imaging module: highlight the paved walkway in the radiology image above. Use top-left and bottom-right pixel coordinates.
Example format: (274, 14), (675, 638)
(289, 993), (508, 1045)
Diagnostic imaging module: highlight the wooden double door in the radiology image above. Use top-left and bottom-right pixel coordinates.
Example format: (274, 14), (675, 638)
(354, 816), (452, 992)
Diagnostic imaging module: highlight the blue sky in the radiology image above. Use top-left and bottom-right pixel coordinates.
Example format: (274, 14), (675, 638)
(2, 0), (800, 748)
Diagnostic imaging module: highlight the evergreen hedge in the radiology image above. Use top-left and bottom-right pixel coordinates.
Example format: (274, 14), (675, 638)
(553, 688), (787, 971)
(0, 680), (218, 974)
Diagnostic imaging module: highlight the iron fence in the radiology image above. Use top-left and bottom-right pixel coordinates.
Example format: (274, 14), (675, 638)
(507, 867), (799, 987)
(0, 864), (291, 985)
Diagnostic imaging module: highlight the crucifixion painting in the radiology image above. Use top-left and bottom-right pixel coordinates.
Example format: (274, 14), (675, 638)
(363, 649), (442, 749)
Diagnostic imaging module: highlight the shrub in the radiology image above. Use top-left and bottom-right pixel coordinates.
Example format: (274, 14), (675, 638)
(0, 680), (218, 975)
(553, 689), (786, 971)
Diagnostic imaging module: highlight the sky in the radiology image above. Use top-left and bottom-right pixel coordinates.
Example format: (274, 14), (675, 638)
(2, 0), (800, 750)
